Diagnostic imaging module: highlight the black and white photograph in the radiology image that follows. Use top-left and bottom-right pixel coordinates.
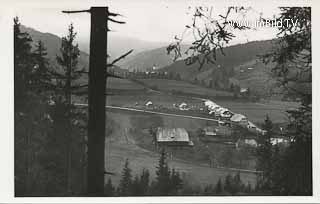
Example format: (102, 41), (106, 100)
(0, 0), (319, 202)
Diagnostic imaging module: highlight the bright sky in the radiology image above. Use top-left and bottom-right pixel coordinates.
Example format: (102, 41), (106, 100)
(7, 0), (286, 45)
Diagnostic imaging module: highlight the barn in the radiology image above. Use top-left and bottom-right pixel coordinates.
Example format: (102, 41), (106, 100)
(156, 127), (193, 147)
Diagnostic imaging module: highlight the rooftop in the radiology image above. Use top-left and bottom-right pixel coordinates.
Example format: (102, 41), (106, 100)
(156, 127), (190, 142)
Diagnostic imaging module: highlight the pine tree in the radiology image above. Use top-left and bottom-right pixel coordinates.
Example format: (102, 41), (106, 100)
(131, 175), (141, 196)
(154, 149), (171, 195)
(262, 7), (312, 195)
(232, 172), (242, 193)
(139, 168), (150, 195)
(118, 159), (133, 196)
(256, 115), (273, 192)
(14, 16), (34, 111)
(214, 178), (223, 194)
(170, 168), (183, 194)
(47, 23), (85, 195)
(33, 40), (51, 90)
(223, 174), (233, 194)
(245, 182), (252, 194)
(14, 16), (36, 195)
(14, 16), (53, 196)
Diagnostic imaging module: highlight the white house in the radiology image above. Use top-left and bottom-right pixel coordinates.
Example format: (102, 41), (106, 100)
(146, 101), (153, 107)
(236, 138), (258, 148)
(179, 102), (189, 110)
(203, 127), (218, 136)
(240, 88), (248, 93)
(270, 137), (290, 146)
(230, 114), (248, 125)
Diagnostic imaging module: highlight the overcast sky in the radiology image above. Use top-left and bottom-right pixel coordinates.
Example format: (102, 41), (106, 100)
(8, 0), (284, 45)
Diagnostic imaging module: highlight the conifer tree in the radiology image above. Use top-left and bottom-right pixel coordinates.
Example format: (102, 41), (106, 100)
(214, 178), (223, 194)
(262, 7), (311, 195)
(47, 23), (85, 195)
(131, 175), (141, 196)
(14, 16), (34, 111)
(256, 115), (273, 191)
(232, 172), (242, 193)
(33, 40), (52, 90)
(139, 169), (150, 195)
(14, 17), (52, 196)
(170, 168), (183, 194)
(155, 149), (171, 195)
(118, 159), (133, 196)
(14, 16), (35, 195)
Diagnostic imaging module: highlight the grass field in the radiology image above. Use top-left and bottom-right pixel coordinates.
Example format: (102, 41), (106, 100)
(106, 92), (201, 108)
(105, 77), (298, 124)
(107, 77), (146, 90)
(140, 79), (233, 97)
(106, 94), (297, 124)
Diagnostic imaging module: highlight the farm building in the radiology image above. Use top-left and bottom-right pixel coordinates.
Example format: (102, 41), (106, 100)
(145, 101), (153, 107)
(236, 138), (258, 148)
(230, 114), (248, 125)
(247, 121), (267, 135)
(204, 100), (218, 108)
(203, 126), (232, 137)
(200, 126), (233, 143)
(270, 137), (290, 146)
(179, 102), (189, 110)
(209, 106), (224, 116)
(257, 128), (267, 135)
(240, 88), (248, 93)
(247, 121), (257, 129)
(203, 127), (217, 136)
(156, 127), (193, 146)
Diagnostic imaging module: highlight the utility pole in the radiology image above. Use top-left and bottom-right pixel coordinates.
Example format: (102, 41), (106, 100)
(62, 6), (126, 196)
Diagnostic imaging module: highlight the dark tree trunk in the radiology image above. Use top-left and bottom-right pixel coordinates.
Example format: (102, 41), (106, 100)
(87, 7), (108, 196)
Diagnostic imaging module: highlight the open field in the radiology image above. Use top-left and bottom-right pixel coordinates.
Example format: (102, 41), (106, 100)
(104, 77), (298, 124)
(106, 93), (201, 108)
(106, 94), (298, 124)
(107, 77), (146, 90)
(140, 79), (233, 97)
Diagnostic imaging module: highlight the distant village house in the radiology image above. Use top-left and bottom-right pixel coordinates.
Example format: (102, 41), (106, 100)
(230, 113), (248, 125)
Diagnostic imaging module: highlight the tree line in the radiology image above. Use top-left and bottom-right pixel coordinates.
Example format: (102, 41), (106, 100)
(104, 149), (257, 196)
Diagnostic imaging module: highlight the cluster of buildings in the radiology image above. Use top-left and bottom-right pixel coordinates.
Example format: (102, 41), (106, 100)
(204, 100), (266, 135)
(143, 99), (288, 149)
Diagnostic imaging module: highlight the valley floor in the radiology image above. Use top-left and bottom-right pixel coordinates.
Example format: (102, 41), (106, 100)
(104, 110), (258, 188)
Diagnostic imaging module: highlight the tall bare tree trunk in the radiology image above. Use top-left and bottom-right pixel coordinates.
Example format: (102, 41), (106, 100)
(87, 7), (108, 196)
